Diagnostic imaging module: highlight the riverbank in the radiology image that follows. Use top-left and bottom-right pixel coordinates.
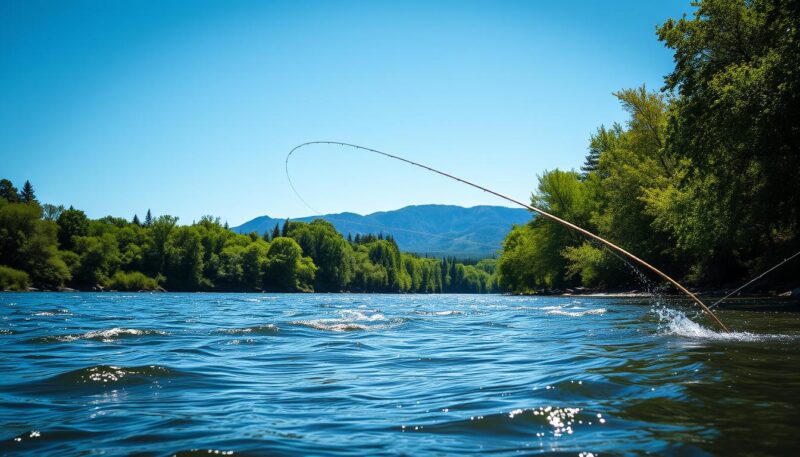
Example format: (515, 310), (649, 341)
(5, 286), (800, 300)
(517, 285), (800, 300)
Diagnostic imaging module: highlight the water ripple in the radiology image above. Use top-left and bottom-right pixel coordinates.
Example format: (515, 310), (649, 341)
(0, 292), (799, 456)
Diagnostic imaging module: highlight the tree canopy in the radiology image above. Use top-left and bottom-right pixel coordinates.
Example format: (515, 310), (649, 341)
(0, 178), (497, 293)
(498, 0), (799, 293)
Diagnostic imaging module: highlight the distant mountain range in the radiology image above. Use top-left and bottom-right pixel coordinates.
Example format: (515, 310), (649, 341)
(233, 204), (533, 258)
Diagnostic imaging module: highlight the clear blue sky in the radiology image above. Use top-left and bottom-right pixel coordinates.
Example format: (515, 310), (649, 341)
(1, 0), (692, 226)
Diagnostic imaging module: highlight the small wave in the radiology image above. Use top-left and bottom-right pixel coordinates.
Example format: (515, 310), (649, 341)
(60, 365), (173, 384)
(339, 310), (386, 321)
(218, 324), (279, 335)
(420, 406), (603, 438)
(414, 310), (464, 316)
(540, 306), (563, 311)
(13, 365), (182, 396)
(546, 308), (607, 317)
(173, 449), (234, 456)
(29, 327), (167, 343)
(293, 320), (375, 332)
(655, 307), (792, 342)
(226, 338), (257, 345)
(8, 430), (42, 444)
(32, 309), (70, 317)
(291, 309), (395, 332)
(0, 328), (15, 335)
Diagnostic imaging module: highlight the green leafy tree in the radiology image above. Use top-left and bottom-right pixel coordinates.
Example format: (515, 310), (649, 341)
(0, 179), (19, 203)
(164, 226), (206, 290)
(56, 208), (90, 251)
(589, 88), (678, 271)
(0, 265), (30, 290)
(582, 124), (622, 179)
(241, 242), (268, 290)
(264, 237), (316, 292)
(145, 215), (178, 275)
(286, 220), (355, 291)
(42, 204), (65, 221)
(654, 0), (800, 281)
(159, 225), (205, 290)
(72, 234), (121, 286)
(0, 199), (70, 287)
(106, 271), (160, 291)
(367, 239), (410, 291)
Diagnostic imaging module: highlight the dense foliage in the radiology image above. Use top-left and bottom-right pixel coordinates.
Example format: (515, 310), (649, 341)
(498, 0), (799, 293)
(0, 182), (495, 293)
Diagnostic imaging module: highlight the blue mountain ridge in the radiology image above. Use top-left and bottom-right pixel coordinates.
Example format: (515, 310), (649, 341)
(232, 204), (533, 258)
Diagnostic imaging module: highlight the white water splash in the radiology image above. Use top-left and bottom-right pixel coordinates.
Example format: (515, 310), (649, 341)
(654, 307), (791, 342)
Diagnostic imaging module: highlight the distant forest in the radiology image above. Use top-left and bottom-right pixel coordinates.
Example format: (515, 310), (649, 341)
(0, 180), (495, 293)
(497, 0), (799, 293)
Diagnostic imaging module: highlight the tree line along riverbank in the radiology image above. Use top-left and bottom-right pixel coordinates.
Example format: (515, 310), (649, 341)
(0, 185), (498, 293)
(495, 0), (799, 296)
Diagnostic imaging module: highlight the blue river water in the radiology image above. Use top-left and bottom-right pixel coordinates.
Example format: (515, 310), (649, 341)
(1, 293), (799, 456)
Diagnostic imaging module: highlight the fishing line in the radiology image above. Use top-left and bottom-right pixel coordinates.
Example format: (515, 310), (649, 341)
(708, 249), (800, 309)
(285, 141), (729, 332)
(283, 144), (507, 253)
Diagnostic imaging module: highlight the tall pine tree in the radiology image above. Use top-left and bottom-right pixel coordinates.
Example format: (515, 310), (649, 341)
(144, 209), (153, 226)
(132, 214), (141, 225)
(581, 124), (621, 178)
(20, 180), (36, 203)
(272, 223), (280, 240)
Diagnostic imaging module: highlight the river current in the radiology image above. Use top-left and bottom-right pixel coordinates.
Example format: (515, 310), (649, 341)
(1, 293), (799, 456)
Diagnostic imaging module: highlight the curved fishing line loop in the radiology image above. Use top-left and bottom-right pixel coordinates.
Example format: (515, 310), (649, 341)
(284, 144), (501, 252)
(286, 141), (729, 332)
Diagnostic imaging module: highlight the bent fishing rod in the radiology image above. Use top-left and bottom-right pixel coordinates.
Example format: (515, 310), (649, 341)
(286, 141), (730, 332)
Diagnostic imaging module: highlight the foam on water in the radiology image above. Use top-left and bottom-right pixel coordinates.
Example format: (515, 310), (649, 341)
(218, 324), (279, 335)
(546, 308), (607, 317)
(291, 309), (394, 332)
(654, 306), (792, 342)
(414, 309), (464, 316)
(31, 327), (167, 343)
(293, 321), (375, 332)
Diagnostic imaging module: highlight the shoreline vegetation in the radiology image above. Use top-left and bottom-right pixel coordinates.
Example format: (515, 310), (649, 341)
(2, 1), (798, 298)
(0, 189), (497, 294)
(495, 0), (798, 298)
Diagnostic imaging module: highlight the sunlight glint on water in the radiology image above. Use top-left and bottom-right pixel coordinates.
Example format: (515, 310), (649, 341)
(1, 292), (799, 455)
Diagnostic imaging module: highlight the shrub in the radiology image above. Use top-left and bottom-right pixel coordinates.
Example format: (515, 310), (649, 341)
(0, 265), (31, 291)
(105, 271), (160, 291)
